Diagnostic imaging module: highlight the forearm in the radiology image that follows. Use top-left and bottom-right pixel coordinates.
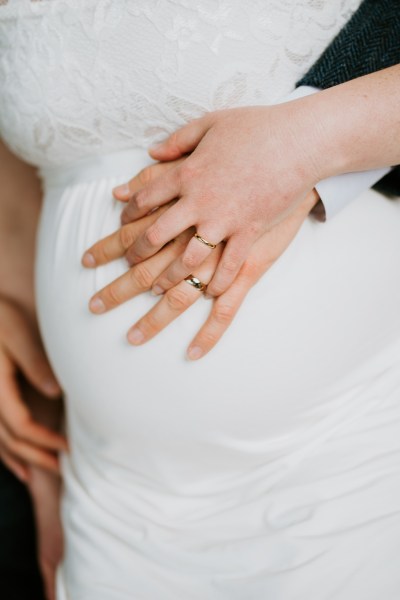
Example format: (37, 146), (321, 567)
(301, 65), (400, 179)
(0, 140), (42, 316)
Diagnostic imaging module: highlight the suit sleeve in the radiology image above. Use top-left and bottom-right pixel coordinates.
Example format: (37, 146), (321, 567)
(297, 0), (400, 197)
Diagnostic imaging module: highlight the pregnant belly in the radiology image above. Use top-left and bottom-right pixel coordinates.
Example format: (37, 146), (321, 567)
(35, 158), (400, 485)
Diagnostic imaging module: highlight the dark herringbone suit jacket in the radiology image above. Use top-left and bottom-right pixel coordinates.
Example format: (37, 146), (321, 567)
(298, 0), (400, 196)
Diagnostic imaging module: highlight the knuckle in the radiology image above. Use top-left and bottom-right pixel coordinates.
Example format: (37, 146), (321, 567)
(166, 288), (190, 312)
(181, 252), (198, 270)
(221, 258), (239, 274)
(213, 302), (235, 325)
(5, 437), (19, 455)
(134, 191), (147, 210)
(131, 265), (154, 290)
(96, 244), (112, 263)
(125, 246), (139, 265)
(119, 225), (136, 250)
(141, 313), (160, 336)
(144, 225), (160, 248)
(138, 166), (153, 186)
(8, 417), (28, 439)
(209, 285), (225, 297)
(179, 161), (200, 183)
(248, 221), (263, 237)
(168, 131), (181, 153)
(157, 273), (173, 289)
(240, 259), (260, 280)
(105, 284), (122, 306)
(121, 207), (136, 226)
(197, 330), (218, 347)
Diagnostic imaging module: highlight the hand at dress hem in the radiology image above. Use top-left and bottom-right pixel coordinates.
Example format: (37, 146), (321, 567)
(0, 296), (67, 480)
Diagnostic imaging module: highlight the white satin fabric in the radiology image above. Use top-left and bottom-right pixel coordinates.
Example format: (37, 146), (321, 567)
(1, 1), (400, 598)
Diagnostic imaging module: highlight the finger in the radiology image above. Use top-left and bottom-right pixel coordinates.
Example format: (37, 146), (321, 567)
(0, 449), (29, 483)
(113, 158), (186, 201)
(89, 230), (193, 313)
(148, 116), (213, 161)
(41, 560), (57, 600)
(151, 227), (224, 294)
(0, 356), (67, 452)
(187, 269), (252, 360)
(0, 421), (60, 474)
(125, 201), (195, 265)
(121, 166), (181, 224)
(206, 234), (255, 297)
(2, 307), (61, 398)
(82, 203), (173, 268)
(186, 205), (312, 358)
(127, 247), (223, 346)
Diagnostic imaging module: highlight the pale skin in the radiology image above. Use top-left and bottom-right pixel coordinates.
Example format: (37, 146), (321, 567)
(89, 65), (399, 304)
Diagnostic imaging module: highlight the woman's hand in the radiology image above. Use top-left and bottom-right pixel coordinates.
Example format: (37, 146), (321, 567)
(0, 296), (66, 481)
(126, 189), (318, 359)
(112, 103), (322, 297)
(83, 161), (319, 359)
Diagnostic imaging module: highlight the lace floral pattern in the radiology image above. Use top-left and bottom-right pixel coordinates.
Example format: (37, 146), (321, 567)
(0, 0), (361, 168)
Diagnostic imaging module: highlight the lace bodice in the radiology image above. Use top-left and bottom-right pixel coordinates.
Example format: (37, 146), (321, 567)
(0, 0), (361, 168)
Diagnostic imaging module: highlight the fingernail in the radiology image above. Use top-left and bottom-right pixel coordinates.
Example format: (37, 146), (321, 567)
(89, 297), (106, 314)
(42, 379), (61, 397)
(151, 285), (164, 296)
(14, 468), (29, 483)
(128, 328), (145, 345)
(82, 252), (96, 268)
(149, 142), (163, 153)
(187, 346), (203, 360)
(121, 211), (130, 225)
(112, 183), (130, 198)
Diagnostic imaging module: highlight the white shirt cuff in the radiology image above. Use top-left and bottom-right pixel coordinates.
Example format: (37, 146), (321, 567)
(282, 86), (392, 220)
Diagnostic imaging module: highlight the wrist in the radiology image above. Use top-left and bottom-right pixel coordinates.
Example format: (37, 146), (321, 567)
(283, 89), (362, 182)
(305, 89), (358, 179)
(278, 99), (328, 188)
(298, 67), (400, 179)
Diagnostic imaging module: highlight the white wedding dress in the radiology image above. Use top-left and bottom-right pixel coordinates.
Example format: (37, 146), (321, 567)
(1, 1), (400, 598)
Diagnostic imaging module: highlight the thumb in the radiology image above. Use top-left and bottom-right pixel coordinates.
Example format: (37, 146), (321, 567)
(149, 114), (213, 161)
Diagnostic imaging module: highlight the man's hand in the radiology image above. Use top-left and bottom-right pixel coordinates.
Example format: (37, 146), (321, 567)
(83, 160), (319, 359)
(30, 467), (63, 600)
(113, 102), (321, 297)
(0, 296), (66, 481)
(21, 378), (64, 600)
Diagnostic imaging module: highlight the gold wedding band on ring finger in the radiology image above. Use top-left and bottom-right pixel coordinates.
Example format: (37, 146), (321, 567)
(194, 232), (217, 250)
(184, 274), (207, 292)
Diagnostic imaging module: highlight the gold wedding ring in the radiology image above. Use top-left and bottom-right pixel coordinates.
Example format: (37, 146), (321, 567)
(184, 275), (207, 292)
(194, 233), (217, 249)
